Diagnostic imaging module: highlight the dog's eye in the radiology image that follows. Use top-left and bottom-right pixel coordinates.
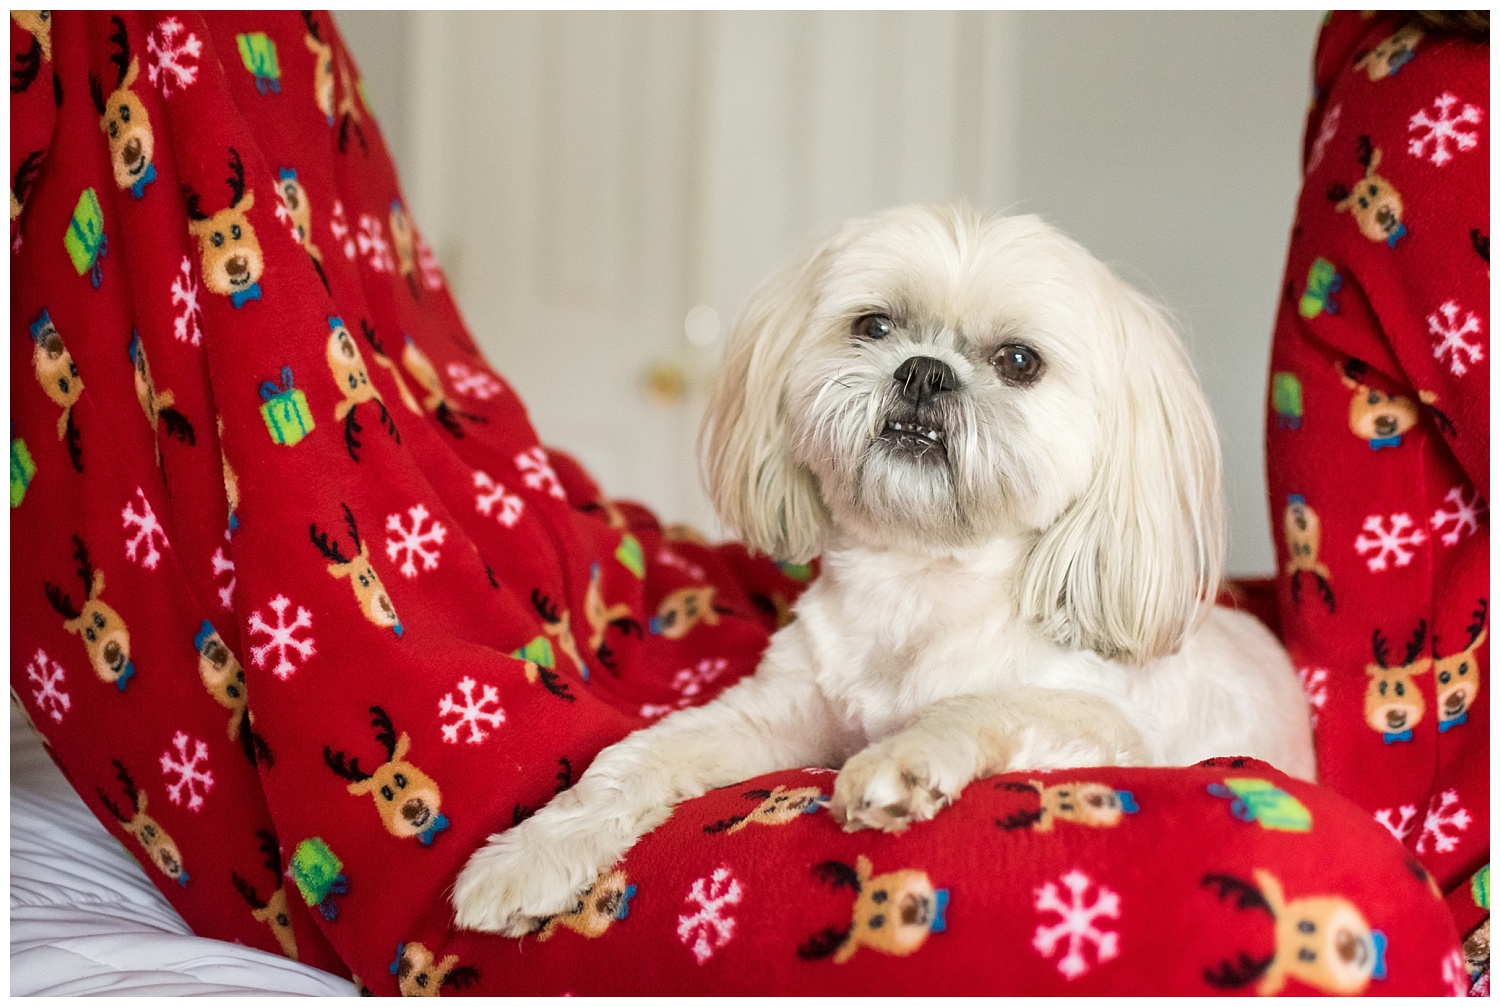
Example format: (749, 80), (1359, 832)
(852, 313), (893, 340)
(992, 343), (1043, 385)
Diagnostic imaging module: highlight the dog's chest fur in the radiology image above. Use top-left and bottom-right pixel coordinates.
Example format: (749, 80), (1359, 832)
(795, 539), (1071, 744)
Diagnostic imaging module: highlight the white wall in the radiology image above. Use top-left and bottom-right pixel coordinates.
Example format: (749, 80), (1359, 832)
(335, 10), (1325, 575)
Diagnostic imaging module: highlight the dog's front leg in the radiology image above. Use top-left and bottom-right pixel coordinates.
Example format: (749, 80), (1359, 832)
(452, 659), (847, 935)
(830, 686), (1148, 833)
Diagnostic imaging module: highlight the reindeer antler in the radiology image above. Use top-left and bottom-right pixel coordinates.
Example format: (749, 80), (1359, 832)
(111, 759), (141, 809)
(701, 816), (746, 834)
(1200, 873), (1272, 915)
(72, 534), (95, 597)
(797, 925), (852, 961)
(1469, 599), (1489, 646)
(531, 589), (560, 624)
(1402, 620), (1427, 666)
(1372, 628), (1391, 669)
(12, 150), (44, 205)
(181, 183), (209, 222)
(1203, 951), (1275, 990)
(369, 705), (398, 761)
(1325, 181), (1351, 204)
(443, 966), (480, 991)
(1356, 134), (1374, 169)
(108, 16), (131, 87)
(95, 785), (130, 823)
(812, 860), (862, 892)
(341, 502), (362, 552)
(232, 872), (268, 910)
(226, 147), (247, 209)
(359, 319), (386, 356)
(257, 829), (282, 878)
(997, 808), (1046, 831)
(309, 521), (352, 565)
(44, 582), (82, 620)
(301, 10), (322, 41)
(322, 745), (372, 783)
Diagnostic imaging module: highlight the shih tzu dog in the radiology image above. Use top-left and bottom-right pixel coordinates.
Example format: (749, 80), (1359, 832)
(453, 204), (1315, 935)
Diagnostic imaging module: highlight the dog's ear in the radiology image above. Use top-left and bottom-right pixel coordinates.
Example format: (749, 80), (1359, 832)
(699, 242), (834, 563)
(1017, 282), (1224, 664)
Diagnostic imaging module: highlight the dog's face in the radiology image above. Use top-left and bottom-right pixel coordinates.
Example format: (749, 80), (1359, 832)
(704, 206), (1223, 663)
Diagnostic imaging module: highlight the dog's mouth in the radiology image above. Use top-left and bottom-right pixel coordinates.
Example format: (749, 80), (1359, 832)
(879, 420), (947, 460)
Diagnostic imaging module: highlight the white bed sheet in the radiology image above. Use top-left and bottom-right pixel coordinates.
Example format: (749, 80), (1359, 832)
(10, 704), (358, 996)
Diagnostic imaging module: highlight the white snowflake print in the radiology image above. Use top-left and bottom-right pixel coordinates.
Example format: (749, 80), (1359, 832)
(1374, 804), (1419, 842)
(473, 470), (524, 528)
(159, 731), (214, 812)
(122, 487), (169, 570)
(1354, 512), (1426, 572)
(639, 659), (729, 718)
(273, 196), (301, 245)
(656, 547), (705, 581)
(1033, 869), (1121, 980)
(1425, 300), (1485, 377)
(26, 648), (71, 724)
(515, 446), (567, 501)
(355, 214), (394, 272)
(1430, 485), (1487, 547)
(446, 362), (503, 400)
(330, 200), (356, 260)
(1441, 948), (1471, 997)
(677, 866), (743, 965)
(211, 540), (236, 611)
(1306, 102), (1342, 176)
(1415, 789), (1471, 855)
(384, 504), (447, 579)
(1295, 667), (1329, 728)
(247, 594), (315, 680)
(145, 17), (202, 98)
(170, 256), (204, 346)
(1407, 92), (1484, 167)
(415, 234), (444, 291)
(438, 676), (506, 745)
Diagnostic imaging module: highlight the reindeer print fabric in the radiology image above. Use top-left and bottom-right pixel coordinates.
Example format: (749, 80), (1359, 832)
(1265, 12), (1489, 992)
(8, 11), (1472, 994)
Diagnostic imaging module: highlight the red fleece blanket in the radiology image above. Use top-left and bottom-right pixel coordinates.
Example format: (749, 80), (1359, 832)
(9, 11), (1482, 995)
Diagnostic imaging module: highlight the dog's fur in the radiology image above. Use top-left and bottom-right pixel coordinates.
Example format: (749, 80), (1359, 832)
(452, 205), (1315, 935)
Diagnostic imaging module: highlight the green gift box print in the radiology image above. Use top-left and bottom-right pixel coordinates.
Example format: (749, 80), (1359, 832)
(236, 32), (281, 94)
(260, 366), (315, 446)
(11, 434), (36, 508)
(65, 188), (108, 288)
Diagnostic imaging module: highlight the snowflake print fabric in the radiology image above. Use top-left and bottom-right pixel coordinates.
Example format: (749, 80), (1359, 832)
(7, 11), (1477, 997)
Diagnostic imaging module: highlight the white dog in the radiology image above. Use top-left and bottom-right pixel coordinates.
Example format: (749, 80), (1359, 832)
(453, 204), (1315, 935)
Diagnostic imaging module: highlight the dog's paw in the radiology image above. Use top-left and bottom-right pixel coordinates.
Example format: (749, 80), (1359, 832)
(830, 733), (973, 833)
(452, 804), (616, 936)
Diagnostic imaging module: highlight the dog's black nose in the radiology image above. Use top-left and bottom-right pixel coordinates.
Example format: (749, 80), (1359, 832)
(893, 357), (958, 405)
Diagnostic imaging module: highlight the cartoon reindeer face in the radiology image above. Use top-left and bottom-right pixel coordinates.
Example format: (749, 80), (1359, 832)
(1328, 137), (1406, 246)
(12, 11), (52, 63)
(650, 585), (720, 640)
(1434, 599), (1487, 730)
(233, 830), (298, 960)
(1354, 24), (1422, 81)
(301, 13), (336, 126)
(275, 168), (314, 248)
(97, 760), (188, 885)
(46, 535), (134, 690)
(584, 562), (639, 664)
(1282, 494), (1335, 611)
(326, 317), (380, 420)
(1203, 869), (1386, 995)
(538, 869), (637, 941)
(997, 780), (1138, 832)
(129, 334), (194, 463)
(1365, 622), (1429, 742)
(324, 706), (446, 843)
(90, 17), (155, 198)
(185, 147), (265, 307)
(195, 620), (246, 732)
(390, 942), (478, 997)
(310, 503), (402, 635)
(800, 856), (948, 964)
(1340, 360), (1421, 449)
(704, 784), (825, 834)
(29, 310), (82, 432)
